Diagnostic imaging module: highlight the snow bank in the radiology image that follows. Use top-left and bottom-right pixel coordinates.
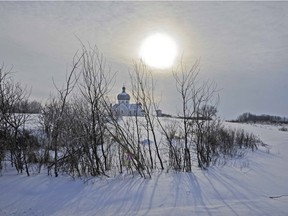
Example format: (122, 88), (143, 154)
(1, 122), (288, 215)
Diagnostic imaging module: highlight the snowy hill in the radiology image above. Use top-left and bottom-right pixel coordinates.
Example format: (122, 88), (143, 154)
(0, 122), (288, 216)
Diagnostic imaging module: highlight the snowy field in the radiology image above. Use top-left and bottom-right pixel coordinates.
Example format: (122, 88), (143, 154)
(0, 122), (288, 216)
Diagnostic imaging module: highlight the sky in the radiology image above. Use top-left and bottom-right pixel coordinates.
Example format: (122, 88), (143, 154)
(0, 1), (287, 119)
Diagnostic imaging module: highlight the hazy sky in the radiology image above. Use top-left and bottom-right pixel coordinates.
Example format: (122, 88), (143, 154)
(0, 1), (287, 119)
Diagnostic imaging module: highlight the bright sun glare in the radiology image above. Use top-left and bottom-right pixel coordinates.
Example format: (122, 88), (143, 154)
(139, 33), (178, 69)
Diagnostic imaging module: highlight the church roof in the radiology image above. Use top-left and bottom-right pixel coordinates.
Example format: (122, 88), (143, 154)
(117, 86), (130, 101)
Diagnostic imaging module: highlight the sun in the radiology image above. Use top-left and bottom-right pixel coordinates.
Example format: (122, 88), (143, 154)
(139, 33), (178, 69)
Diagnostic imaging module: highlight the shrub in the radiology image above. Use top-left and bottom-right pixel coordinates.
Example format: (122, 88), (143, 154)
(279, 127), (288, 132)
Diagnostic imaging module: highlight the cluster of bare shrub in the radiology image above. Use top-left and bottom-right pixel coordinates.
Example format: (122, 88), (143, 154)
(279, 127), (288, 132)
(0, 45), (262, 178)
(161, 110), (260, 171)
(0, 65), (41, 176)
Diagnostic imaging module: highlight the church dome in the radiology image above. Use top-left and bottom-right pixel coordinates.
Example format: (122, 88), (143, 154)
(117, 86), (130, 101)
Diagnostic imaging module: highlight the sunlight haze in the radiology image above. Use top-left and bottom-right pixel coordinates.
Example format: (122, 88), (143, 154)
(0, 1), (287, 119)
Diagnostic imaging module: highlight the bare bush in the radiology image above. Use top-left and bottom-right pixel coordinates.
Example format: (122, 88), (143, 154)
(130, 60), (164, 170)
(173, 59), (218, 171)
(279, 127), (288, 132)
(0, 65), (42, 176)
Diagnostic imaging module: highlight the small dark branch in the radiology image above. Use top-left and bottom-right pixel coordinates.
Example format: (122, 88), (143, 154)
(269, 195), (288, 199)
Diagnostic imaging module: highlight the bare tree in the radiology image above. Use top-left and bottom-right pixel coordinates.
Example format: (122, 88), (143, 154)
(77, 44), (114, 176)
(130, 60), (164, 170)
(173, 59), (218, 171)
(0, 64), (35, 176)
(42, 53), (82, 177)
(173, 59), (200, 172)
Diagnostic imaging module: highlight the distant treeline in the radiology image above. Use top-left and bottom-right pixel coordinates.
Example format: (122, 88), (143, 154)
(230, 112), (288, 124)
(13, 100), (42, 114)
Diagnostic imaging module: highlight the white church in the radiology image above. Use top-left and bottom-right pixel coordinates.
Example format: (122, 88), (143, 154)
(112, 86), (145, 117)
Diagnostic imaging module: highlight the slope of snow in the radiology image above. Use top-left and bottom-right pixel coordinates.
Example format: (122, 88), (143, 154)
(1, 122), (288, 216)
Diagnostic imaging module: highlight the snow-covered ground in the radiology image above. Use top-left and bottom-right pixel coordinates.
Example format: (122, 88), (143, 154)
(1, 122), (288, 216)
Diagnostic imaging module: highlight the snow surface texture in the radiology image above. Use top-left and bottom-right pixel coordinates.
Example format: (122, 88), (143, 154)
(1, 122), (288, 216)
